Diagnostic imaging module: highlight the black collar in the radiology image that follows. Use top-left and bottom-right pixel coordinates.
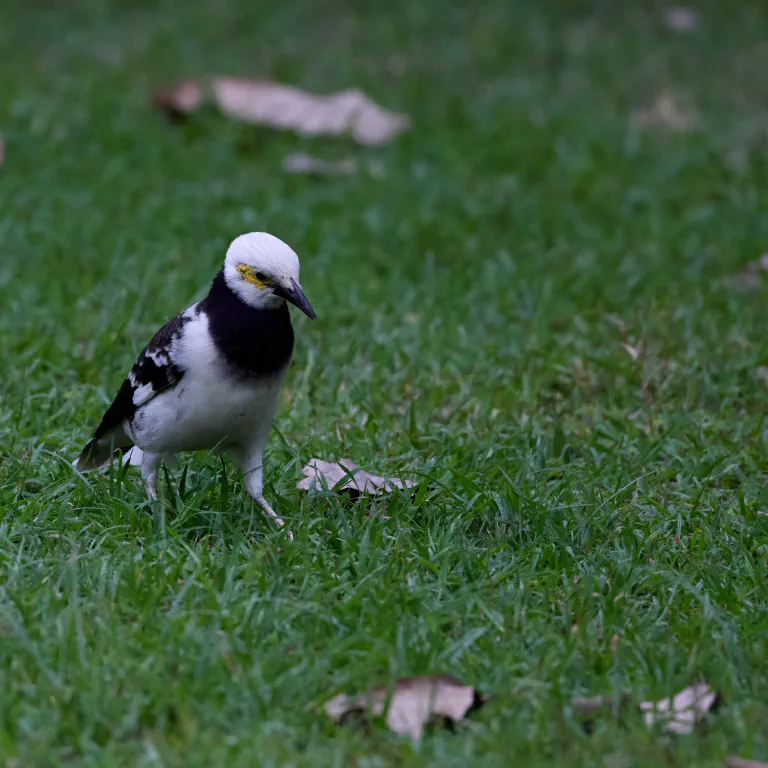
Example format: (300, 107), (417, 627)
(201, 271), (294, 378)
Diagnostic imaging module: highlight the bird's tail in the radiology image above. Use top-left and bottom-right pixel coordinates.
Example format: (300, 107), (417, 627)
(73, 437), (134, 471)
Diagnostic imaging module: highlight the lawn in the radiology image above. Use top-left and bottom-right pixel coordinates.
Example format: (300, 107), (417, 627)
(1, 0), (767, 765)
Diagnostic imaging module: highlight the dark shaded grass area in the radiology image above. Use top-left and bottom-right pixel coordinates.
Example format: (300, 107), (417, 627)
(1, 0), (767, 764)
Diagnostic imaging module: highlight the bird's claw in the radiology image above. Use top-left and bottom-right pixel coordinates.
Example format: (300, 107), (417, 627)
(256, 496), (291, 537)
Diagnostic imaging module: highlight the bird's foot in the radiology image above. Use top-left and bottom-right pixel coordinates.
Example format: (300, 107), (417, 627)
(256, 496), (293, 539)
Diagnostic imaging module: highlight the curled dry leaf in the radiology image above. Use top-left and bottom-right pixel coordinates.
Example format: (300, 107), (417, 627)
(663, 6), (699, 32)
(282, 152), (356, 175)
(571, 683), (720, 735)
(325, 675), (483, 741)
(724, 758), (768, 768)
(297, 458), (415, 495)
(154, 77), (410, 145)
(639, 683), (720, 734)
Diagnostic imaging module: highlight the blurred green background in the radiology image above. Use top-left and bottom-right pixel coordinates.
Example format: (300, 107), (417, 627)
(0, 1), (767, 765)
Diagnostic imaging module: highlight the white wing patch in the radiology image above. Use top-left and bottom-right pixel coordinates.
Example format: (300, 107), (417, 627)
(146, 348), (170, 366)
(132, 382), (158, 407)
(123, 304), (202, 412)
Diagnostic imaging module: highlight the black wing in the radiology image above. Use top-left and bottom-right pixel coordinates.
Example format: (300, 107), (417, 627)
(92, 306), (197, 440)
(76, 308), (197, 468)
(76, 307), (199, 470)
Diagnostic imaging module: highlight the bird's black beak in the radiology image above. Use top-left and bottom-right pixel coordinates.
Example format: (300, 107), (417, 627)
(276, 278), (316, 320)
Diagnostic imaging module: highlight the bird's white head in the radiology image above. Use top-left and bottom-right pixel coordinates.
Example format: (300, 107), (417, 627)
(223, 232), (315, 319)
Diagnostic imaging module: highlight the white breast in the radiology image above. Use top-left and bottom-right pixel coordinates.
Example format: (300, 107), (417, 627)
(128, 311), (286, 454)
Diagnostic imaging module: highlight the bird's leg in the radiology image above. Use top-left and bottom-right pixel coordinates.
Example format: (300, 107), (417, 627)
(140, 451), (163, 501)
(239, 449), (288, 533)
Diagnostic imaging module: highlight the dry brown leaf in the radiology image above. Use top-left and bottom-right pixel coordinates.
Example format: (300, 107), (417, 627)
(571, 684), (720, 734)
(154, 78), (410, 145)
(632, 90), (696, 132)
(724, 758), (768, 768)
(639, 683), (720, 734)
(282, 152), (356, 175)
(324, 675), (482, 741)
(663, 6), (699, 32)
(296, 458), (415, 495)
(156, 80), (202, 114)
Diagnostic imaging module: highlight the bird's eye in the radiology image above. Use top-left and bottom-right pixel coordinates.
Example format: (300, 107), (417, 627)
(255, 272), (267, 281)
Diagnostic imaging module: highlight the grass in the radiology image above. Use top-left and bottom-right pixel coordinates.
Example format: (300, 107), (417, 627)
(1, 0), (768, 764)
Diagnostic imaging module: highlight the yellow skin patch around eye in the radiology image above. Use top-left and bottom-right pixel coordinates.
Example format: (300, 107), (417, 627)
(236, 263), (269, 290)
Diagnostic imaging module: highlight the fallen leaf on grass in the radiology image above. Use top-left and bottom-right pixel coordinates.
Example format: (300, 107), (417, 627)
(154, 78), (410, 145)
(663, 6), (699, 32)
(632, 90), (696, 132)
(282, 152), (356, 175)
(297, 458), (415, 495)
(724, 758), (768, 768)
(325, 675), (483, 741)
(638, 683), (720, 734)
(572, 683), (720, 734)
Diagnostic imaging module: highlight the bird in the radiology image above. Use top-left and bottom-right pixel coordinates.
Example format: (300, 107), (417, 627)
(74, 231), (315, 529)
